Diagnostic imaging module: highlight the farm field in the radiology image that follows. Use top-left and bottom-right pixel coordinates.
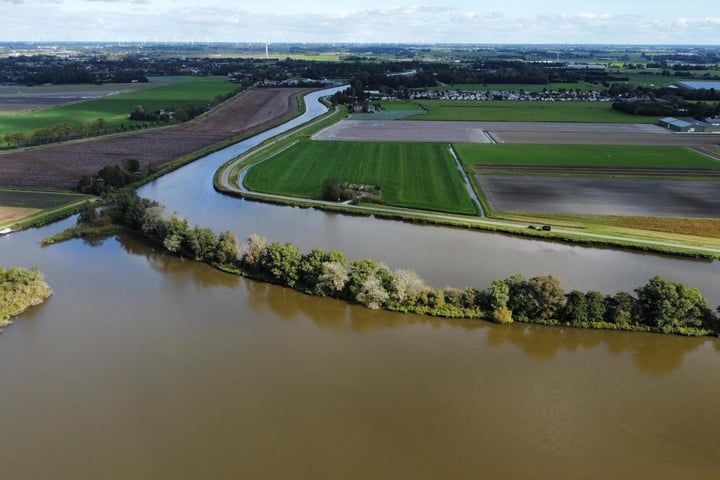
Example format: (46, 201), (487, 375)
(477, 174), (720, 218)
(243, 141), (477, 215)
(0, 83), (156, 114)
(0, 88), (307, 190)
(455, 144), (720, 169)
(0, 189), (88, 225)
(411, 100), (657, 123)
(0, 76), (238, 136)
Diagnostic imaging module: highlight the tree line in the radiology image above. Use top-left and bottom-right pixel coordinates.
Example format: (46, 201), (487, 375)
(66, 191), (720, 337)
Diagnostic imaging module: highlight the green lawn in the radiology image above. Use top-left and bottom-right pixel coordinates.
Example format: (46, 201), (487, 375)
(411, 100), (658, 123)
(0, 77), (238, 135)
(454, 144), (720, 169)
(244, 141), (477, 215)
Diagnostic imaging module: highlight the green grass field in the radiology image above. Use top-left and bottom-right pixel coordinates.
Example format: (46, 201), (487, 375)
(0, 189), (88, 209)
(454, 144), (720, 169)
(411, 100), (658, 123)
(0, 76), (238, 135)
(244, 141), (477, 214)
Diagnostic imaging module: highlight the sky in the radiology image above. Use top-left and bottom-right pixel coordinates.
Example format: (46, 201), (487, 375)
(1, 0), (719, 45)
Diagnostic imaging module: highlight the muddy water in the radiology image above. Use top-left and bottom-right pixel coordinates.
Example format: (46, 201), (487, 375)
(1, 87), (719, 478)
(0, 230), (719, 479)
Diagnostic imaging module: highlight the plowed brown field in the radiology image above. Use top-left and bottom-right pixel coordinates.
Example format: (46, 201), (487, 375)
(0, 88), (308, 190)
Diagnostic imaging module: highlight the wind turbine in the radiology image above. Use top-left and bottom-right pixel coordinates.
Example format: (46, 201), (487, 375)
(264, 42), (270, 59)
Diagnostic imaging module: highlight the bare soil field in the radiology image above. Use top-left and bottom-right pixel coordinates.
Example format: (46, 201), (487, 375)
(0, 206), (38, 224)
(0, 83), (153, 114)
(314, 119), (720, 148)
(477, 174), (720, 218)
(313, 120), (493, 143)
(0, 88), (308, 190)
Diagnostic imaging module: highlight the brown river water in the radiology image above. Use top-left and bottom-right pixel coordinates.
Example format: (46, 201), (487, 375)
(1, 88), (719, 479)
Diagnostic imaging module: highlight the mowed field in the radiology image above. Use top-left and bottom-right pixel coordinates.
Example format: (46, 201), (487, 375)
(455, 144), (720, 169)
(243, 141), (477, 215)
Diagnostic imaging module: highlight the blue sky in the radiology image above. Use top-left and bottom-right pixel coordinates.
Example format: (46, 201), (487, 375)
(2, 0), (719, 44)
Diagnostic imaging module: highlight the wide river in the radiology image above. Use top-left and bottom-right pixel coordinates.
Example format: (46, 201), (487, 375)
(1, 88), (719, 479)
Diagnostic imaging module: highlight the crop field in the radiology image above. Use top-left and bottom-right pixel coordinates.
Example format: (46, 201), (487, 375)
(0, 189), (86, 208)
(477, 174), (720, 218)
(0, 83), (156, 114)
(455, 144), (720, 169)
(243, 141), (477, 214)
(0, 77), (238, 135)
(0, 88), (306, 190)
(412, 100), (657, 123)
(0, 189), (87, 225)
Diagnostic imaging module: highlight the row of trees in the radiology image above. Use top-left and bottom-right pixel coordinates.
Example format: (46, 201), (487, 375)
(73, 192), (719, 337)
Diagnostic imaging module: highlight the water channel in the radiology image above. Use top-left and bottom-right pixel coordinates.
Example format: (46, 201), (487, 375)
(0, 87), (719, 479)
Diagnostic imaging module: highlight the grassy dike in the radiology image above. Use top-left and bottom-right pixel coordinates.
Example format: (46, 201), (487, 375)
(214, 98), (720, 260)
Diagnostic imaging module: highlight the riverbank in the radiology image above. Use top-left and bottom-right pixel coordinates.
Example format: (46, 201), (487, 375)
(44, 192), (720, 337)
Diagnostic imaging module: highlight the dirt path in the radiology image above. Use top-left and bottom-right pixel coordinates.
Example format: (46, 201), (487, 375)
(0, 88), (310, 190)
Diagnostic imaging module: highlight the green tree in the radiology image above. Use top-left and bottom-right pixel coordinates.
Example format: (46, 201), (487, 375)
(186, 226), (217, 262)
(163, 214), (191, 254)
(562, 290), (588, 324)
(299, 248), (346, 289)
(604, 291), (636, 325)
(347, 258), (380, 299)
(263, 242), (302, 287)
(585, 291), (606, 324)
(489, 279), (510, 310)
(215, 231), (240, 265)
(527, 275), (565, 321)
(634, 276), (708, 332)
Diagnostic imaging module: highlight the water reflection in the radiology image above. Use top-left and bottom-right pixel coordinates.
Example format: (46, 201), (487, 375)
(116, 234), (240, 289)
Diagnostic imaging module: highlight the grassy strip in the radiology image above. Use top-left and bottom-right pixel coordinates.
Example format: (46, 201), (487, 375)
(455, 144), (719, 169)
(40, 224), (124, 246)
(412, 100), (658, 123)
